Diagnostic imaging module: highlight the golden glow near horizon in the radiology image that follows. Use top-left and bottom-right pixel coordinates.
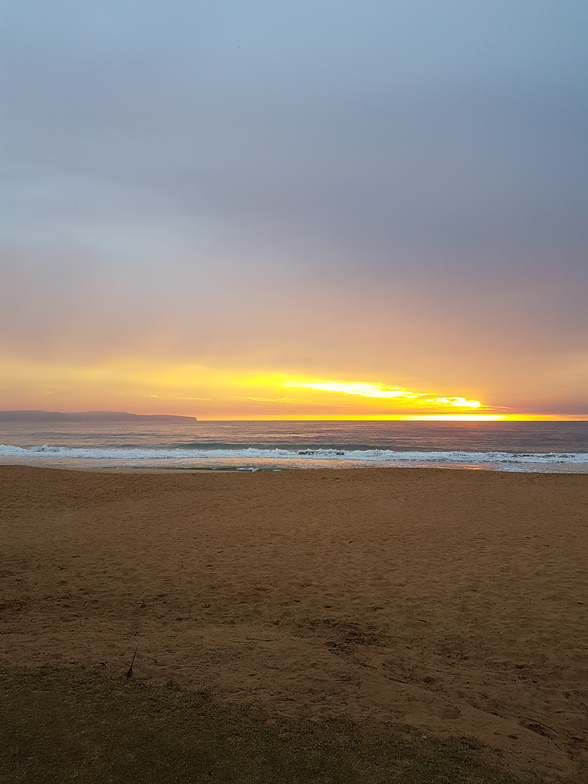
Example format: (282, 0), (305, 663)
(401, 414), (503, 421)
(285, 381), (420, 400)
(283, 378), (482, 409)
(0, 357), (585, 421)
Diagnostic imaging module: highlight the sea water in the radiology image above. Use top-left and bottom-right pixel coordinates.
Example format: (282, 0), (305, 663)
(1, 420), (587, 472)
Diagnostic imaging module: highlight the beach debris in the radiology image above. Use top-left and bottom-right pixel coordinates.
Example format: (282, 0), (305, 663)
(125, 648), (138, 679)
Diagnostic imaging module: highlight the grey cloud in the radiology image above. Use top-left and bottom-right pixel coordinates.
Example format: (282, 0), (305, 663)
(1, 1), (587, 412)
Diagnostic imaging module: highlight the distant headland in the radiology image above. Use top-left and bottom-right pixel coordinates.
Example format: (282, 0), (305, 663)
(0, 410), (198, 423)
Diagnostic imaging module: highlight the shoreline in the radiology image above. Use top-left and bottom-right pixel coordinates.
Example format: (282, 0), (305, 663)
(1, 459), (588, 475)
(1, 466), (587, 780)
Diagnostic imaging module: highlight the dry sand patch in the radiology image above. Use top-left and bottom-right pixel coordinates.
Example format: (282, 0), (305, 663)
(1, 466), (587, 780)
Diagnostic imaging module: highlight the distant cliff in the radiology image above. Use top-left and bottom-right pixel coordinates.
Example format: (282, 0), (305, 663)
(0, 410), (198, 423)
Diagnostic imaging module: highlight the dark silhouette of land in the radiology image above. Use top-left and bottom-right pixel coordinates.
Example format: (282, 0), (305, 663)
(0, 410), (198, 423)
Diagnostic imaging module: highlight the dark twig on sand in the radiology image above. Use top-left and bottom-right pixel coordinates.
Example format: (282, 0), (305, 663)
(125, 648), (137, 679)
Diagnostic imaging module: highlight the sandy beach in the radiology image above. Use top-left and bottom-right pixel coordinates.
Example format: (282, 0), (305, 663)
(1, 465), (586, 780)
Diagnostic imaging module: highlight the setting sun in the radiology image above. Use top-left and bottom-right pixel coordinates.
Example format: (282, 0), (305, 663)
(283, 378), (483, 410)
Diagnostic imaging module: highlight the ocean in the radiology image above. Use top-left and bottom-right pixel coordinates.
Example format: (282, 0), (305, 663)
(1, 420), (587, 472)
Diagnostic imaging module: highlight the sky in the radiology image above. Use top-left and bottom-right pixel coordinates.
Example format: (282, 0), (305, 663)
(1, 1), (587, 420)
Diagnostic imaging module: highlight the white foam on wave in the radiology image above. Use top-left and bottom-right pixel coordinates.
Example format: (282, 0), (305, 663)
(1, 443), (587, 470)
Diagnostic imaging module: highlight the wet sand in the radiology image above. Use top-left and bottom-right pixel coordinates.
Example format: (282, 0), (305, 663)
(1, 465), (587, 780)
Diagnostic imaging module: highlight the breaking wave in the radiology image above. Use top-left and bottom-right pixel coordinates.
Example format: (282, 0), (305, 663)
(1, 443), (587, 472)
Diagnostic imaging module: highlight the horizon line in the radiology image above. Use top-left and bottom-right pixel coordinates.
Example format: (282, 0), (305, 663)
(2, 410), (586, 423)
